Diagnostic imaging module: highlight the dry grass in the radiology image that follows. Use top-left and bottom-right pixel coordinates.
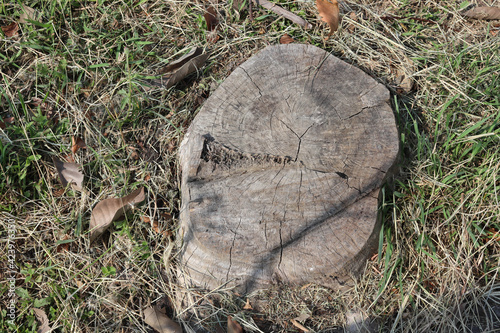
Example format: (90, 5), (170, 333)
(1, 0), (499, 332)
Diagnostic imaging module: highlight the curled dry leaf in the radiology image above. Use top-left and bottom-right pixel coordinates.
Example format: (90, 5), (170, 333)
(33, 308), (52, 333)
(280, 33), (295, 44)
(227, 316), (243, 333)
(316, 0), (340, 35)
(204, 6), (219, 31)
(143, 306), (182, 333)
(89, 187), (145, 243)
(1, 22), (19, 37)
(52, 156), (84, 191)
(463, 6), (500, 20)
(150, 47), (210, 89)
(71, 136), (87, 154)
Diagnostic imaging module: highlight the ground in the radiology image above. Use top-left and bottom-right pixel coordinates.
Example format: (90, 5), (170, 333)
(0, 0), (499, 332)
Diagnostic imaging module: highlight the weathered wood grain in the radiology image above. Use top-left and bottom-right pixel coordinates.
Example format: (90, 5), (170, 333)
(178, 44), (399, 293)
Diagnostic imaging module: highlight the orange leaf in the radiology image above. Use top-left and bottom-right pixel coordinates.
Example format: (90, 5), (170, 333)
(280, 34), (295, 44)
(204, 6), (219, 31)
(71, 136), (87, 154)
(243, 298), (252, 310)
(316, 0), (339, 35)
(1, 22), (19, 37)
(227, 316), (243, 333)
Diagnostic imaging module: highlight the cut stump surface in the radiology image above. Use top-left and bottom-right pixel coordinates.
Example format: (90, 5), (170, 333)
(179, 44), (399, 293)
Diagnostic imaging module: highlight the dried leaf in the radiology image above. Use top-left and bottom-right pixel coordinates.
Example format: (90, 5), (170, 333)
(280, 34), (295, 44)
(232, 0), (245, 11)
(207, 30), (220, 44)
(1, 22), (19, 37)
(90, 187), (145, 243)
(463, 6), (500, 20)
(291, 318), (309, 332)
(243, 298), (253, 310)
(161, 47), (203, 74)
(56, 235), (72, 253)
(346, 12), (358, 33)
(143, 306), (182, 333)
(227, 316), (243, 333)
(33, 308), (52, 333)
(204, 6), (219, 31)
(141, 215), (171, 236)
(294, 313), (311, 322)
(152, 48), (209, 88)
(20, 5), (36, 24)
(316, 0), (339, 35)
(52, 156), (84, 191)
(71, 136), (87, 154)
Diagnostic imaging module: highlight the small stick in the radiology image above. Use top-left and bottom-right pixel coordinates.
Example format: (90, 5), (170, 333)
(253, 0), (313, 29)
(249, 0), (253, 21)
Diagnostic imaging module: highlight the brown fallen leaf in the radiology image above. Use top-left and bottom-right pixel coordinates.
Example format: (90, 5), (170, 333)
(71, 136), (87, 154)
(141, 216), (172, 237)
(151, 48), (209, 88)
(280, 33), (295, 44)
(20, 5), (37, 24)
(232, 0), (245, 11)
(243, 298), (252, 310)
(1, 22), (19, 37)
(204, 6), (219, 31)
(316, 0), (340, 36)
(294, 313), (311, 322)
(346, 11), (358, 33)
(291, 318), (309, 332)
(89, 187), (145, 243)
(33, 308), (52, 333)
(463, 6), (500, 20)
(52, 156), (84, 191)
(143, 306), (182, 333)
(227, 316), (243, 333)
(56, 234), (72, 253)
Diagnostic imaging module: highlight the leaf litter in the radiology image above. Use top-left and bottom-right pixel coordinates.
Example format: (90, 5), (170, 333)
(33, 308), (52, 333)
(279, 33), (295, 44)
(71, 136), (87, 154)
(143, 306), (183, 333)
(89, 187), (145, 243)
(316, 0), (340, 36)
(148, 47), (210, 89)
(463, 6), (500, 20)
(227, 316), (243, 333)
(1, 22), (19, 37)
(52, 156), (84, 191)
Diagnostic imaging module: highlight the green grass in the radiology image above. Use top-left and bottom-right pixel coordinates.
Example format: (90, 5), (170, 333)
(1, 0), (499, 332)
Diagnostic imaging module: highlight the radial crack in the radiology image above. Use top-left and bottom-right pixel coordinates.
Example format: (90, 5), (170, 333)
(240, 67), (263, 98)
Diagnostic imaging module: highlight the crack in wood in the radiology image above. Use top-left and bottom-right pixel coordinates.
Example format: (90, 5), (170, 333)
(201, 135), (293, 168)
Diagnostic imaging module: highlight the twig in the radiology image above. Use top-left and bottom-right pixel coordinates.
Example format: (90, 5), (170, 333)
(249, 0), (253, 21)
(253, 0), (313, 29)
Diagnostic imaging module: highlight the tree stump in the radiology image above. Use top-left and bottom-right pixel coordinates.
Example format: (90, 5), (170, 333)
(178, 44), (399, 294)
